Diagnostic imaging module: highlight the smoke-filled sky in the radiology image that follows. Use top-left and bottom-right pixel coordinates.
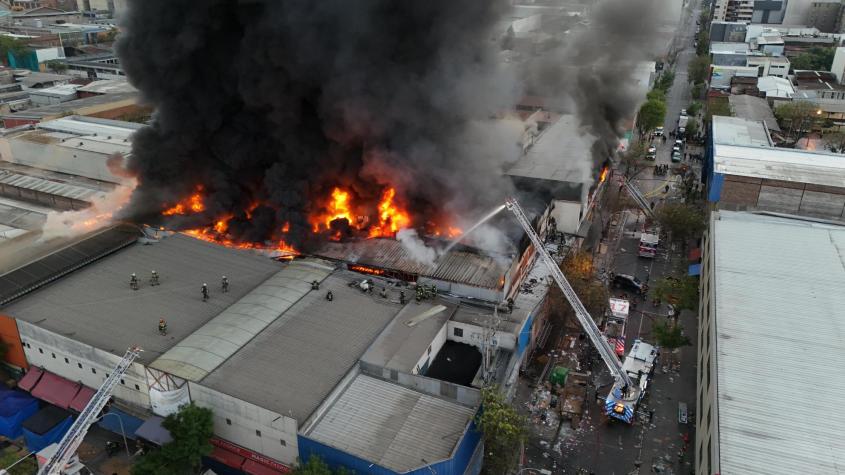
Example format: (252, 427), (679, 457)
(117, 0), (522, 248)
(116, 0), (670, 250)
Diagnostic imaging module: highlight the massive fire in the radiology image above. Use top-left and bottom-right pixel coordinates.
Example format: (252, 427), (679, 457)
(599, 166), (609, 183)
(312, 187), (356, 232)
(163, 188), (206, 216)
(368, 187), (410, 238)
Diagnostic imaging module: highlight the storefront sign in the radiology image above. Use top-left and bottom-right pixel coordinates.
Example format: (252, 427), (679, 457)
(211, 438), (291, 473)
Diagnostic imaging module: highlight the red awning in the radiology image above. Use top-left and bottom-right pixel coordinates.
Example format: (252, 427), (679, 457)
(18, 366), (44, 392)
(210, 446), (245, 469)
(688, 248), (701, 262)
(242, 460), (289, 475)
(69, 386), (95, 413)
(31, 372), (81, 410)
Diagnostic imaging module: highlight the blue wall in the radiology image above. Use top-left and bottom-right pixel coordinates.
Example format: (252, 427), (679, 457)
(97, 407), (144, 440)
(517, 313), (534, 356)
(298, 419), (481, 475)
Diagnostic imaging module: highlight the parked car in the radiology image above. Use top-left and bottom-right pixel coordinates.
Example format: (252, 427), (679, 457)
(647, 146), (657, 160)
(654, 126), (664, 137)
(680, 108), (687, 116)
(672, 151), (682, 162)
(611, 273), (649, 295)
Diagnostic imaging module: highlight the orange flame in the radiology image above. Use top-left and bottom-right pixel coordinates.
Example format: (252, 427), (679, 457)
(163, 190), (206, 216)
(599, 166), (609, 183)
(312, 187), (356, 232)
(368, 187), (410, 238)
(281, 222), (290, 233)
(184, 227), (298, 259)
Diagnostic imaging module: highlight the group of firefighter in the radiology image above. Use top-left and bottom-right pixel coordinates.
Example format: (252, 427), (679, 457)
(312, 277), (439, 305)
(129, 271), (231, 336)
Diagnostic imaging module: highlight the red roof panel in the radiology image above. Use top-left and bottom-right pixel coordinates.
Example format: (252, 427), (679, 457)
(31, 371), (81, 410)
(69, 386), (95, 413)
(18, 366), (43, 392)
(210, 446), (245, 469)
(242, 460), (289, 475)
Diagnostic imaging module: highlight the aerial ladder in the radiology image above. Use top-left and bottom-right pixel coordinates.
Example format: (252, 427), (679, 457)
(622, 178), (655, 219)
(504, 198), (633, 389)
(38, 346), (143, 475)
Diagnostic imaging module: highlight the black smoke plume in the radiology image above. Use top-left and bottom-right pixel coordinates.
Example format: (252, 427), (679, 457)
(117, 0), (520, 249)
(524, 0), (672, 168)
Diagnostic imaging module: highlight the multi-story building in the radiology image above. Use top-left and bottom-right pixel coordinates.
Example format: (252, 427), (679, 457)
(713, 0), (755, 23)
(695, 210), (845, 475)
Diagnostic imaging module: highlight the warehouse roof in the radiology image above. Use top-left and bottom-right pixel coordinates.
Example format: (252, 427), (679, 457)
(361, 300), (457, 373)
(711, 211), (845, 474)
(76, 80), (137, 95)
(151, 258), (334, 381)
(305, 374), (475, 472)
(0, 91), (138, 121)
(316, 238), (508, 290)
(506, 114), (593, 185)
(713, 143), (845, 187)
(1, 233), (282, 364)
(727, 96), (781, 133)
(711, 116), (772, 147)
(202, 270), (402, 422)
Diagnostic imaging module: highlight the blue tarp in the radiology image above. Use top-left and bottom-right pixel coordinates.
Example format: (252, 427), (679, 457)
(0, 391), (39, 439)
(97, 406), (143, 440)
(22, 406), (74, 453)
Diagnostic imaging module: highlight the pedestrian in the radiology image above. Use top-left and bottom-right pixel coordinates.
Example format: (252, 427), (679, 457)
(221, 276), (229, 293)
(649, 408), (655, 423)
(130, 273), (138, 291)
(201, 283), (209, 301)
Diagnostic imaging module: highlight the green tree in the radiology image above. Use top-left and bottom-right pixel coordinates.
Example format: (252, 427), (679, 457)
(688, 55), (711, 84)
(44, 59), (67, 73)
(687, 101), (702, 117)
(651, 276), (699, 311)
(292, 456), (353, 474)
(620, 141), (650, 179)
(825, 131), (845, 153)
(652, 321), (692, 350)
(476, 387), (526, 475)
(647, 88), (666, 103)
(655, 203), (706, 245)
(775, 100), (818, 141)
(637, 99), (667, 134)
(0, 36), (29, 64)
(695, 30), (710, 57)
(656, 70), (675, 91)
(685, 118), (699, 140)
(690, 82), (704, 100)
(790, 47), (835, 71)
(132, 403), (213, 475)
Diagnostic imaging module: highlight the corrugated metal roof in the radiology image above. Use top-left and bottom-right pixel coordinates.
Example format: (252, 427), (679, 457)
(713, 143), (845, 187)
(727, 96), (781, 133)
(152, 258), (334, 381)
(712, 116), (773, 148)
(306, 374), (475, 472)
(712, 211), (845, 474)
(315, 238), (507, 289)
(0, 171), (107, 201)
(201, 270), (403, 423)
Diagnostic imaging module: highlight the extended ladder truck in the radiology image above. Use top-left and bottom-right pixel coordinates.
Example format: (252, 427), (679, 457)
(505, 198), (649, 425)
(37, 346), (143, 475)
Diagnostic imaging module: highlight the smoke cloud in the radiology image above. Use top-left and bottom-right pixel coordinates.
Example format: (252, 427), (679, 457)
(396, 228), (437, 267)
(523, 0), (670, 167)
(116, 0), (521, 249)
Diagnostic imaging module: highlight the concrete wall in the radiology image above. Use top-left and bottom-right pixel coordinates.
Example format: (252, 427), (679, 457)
(411, 322), (448, 375)
(446, 320), (516, 351)
(695, 220), (720, 475)
(2, 137), (119, 183)
(188, 382), (300, 466)
(550, 199), (583, 235)
(16, 320), (150, 408)
(359, 361), (481, 408)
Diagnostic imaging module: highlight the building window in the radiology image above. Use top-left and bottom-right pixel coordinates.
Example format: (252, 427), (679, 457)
(226, 418), (232, 425)
(52, 353), (56, 359)
(78, 363), (83, 369)
(39, 348), (43, 354)
(134, 384), (140, 390)
(255, 430), (261, 437)
(280, 439), (286, 446)
(91, 368), (97, 374)
(120, 379), (125, 385)
(64, 357), (69, 364)
(454, 328), (463, 337)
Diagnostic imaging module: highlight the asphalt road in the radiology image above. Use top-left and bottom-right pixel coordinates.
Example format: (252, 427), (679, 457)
(519, 2), (703, 474)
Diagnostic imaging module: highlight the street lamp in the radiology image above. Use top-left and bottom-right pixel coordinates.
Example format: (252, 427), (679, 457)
(96, 412), (132, 458)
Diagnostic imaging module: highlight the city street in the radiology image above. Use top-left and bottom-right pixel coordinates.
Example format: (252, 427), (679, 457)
(517, 1), (703, 474)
